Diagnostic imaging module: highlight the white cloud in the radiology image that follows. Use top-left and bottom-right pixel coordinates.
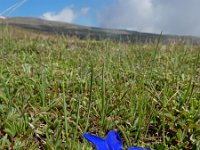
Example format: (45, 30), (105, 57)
(80, 7), (90, 15)
(42, 7), (90, 23)
(98, 0), (200, 36)
(42, 7), (76, 23)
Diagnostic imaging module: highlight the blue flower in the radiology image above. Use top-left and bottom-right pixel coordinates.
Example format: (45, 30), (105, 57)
(83, 130), (150, 150)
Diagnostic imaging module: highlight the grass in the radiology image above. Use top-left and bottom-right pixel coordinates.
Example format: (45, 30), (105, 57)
(0, 27), (200, 150)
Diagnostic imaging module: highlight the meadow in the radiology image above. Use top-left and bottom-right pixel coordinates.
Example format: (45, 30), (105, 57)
(0, 27), (200, 150)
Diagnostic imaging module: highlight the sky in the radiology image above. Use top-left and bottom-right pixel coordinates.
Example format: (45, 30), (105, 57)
(0, 0), (200, 36)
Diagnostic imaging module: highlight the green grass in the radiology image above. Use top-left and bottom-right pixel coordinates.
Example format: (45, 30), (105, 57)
(0, 29), (200, 150)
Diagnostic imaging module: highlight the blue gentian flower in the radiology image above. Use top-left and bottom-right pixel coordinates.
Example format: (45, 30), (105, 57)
(83, 130), (150, 150)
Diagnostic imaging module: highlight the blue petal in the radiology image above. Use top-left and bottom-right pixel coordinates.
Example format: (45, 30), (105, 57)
(83, 133), (109, 150)
(128, 147), (151, 150)
(105, 130), (123, 150)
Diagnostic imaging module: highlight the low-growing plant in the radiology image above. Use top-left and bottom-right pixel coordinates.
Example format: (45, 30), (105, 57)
(0, 29), (199, 149)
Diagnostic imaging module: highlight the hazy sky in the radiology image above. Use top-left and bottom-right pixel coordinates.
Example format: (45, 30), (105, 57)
(0, 0), (200, 36)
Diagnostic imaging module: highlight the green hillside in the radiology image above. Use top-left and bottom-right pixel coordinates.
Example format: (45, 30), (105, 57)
(1, 17), (200, 43)
(0, 25), (200, 149)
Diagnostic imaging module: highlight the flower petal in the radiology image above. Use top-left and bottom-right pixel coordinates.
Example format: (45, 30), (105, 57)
(105, 130), (123, 150)
(128, 147), (151, 150)
(83, 133), (109, 150)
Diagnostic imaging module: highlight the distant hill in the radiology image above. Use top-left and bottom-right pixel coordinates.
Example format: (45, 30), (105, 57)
(0, 17), (200, 43)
